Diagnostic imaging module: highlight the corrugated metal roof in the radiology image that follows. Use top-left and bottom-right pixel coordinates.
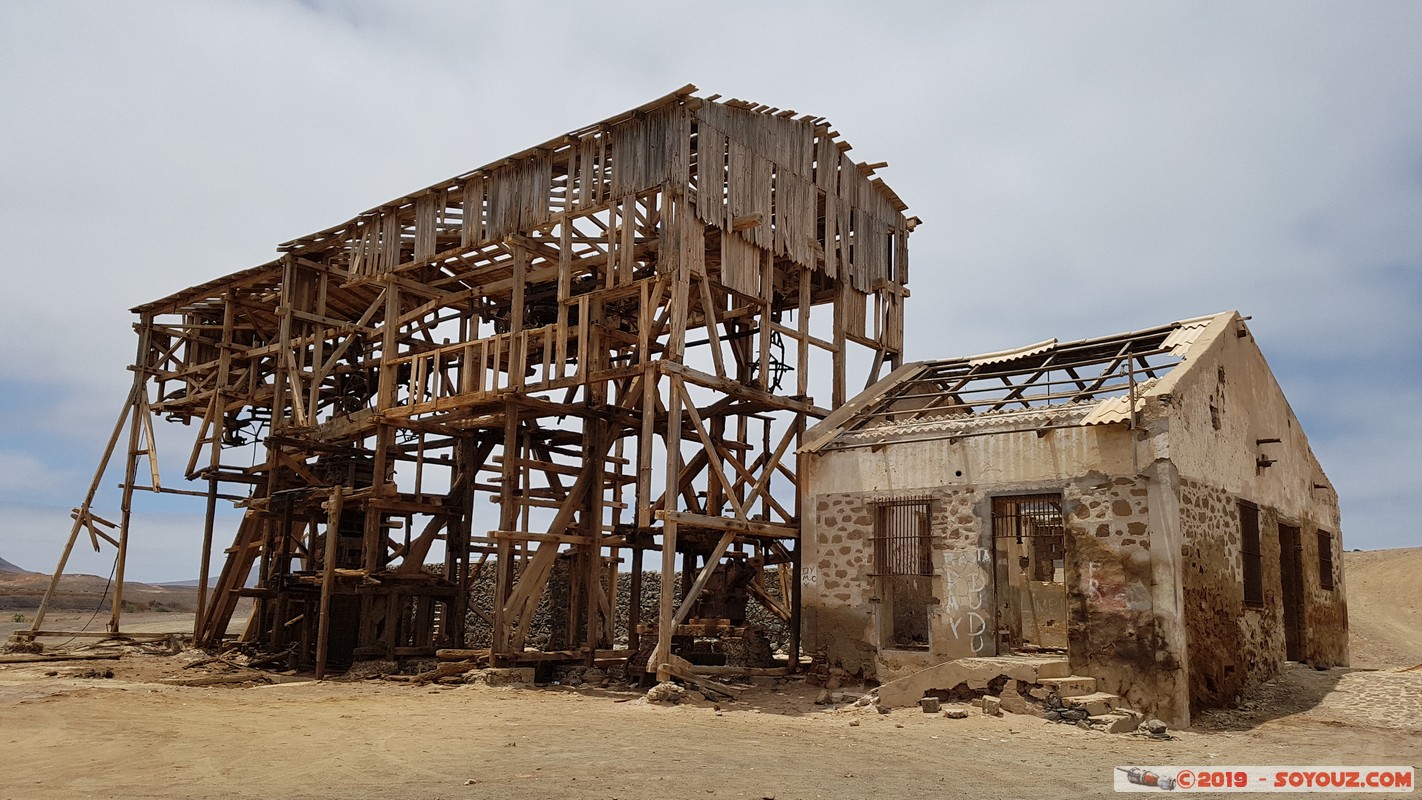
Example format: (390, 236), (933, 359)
(805, 311), (1237, 452)
(968, 338), (1057, 367)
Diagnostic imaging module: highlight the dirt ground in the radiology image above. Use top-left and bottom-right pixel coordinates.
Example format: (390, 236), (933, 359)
(1, 549), (1419, 800)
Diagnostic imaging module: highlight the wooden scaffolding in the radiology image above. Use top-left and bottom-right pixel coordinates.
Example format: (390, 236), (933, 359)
(18, 86), (916, 680)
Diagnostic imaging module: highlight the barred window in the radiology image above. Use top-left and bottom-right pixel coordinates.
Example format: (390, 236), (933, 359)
(872, 498), (933, 576)
(1317, 530), (1335, 590)
(1240, 501), (1263, 607)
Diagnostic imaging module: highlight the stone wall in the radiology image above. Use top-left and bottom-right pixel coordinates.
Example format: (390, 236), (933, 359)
(1178, 476), (1279, 710)
(804, 486), (992, 676)
(1063, 472), (1188, 724)
(1178, 475), (1348, 713)
(803, 468), (1191, 724)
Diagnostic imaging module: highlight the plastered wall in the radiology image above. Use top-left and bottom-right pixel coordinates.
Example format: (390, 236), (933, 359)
(1160, 315), (1348, 711)
(802, 425), (1191, 724)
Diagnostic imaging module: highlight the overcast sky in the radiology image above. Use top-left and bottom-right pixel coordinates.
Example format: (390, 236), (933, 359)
(1, 0), (1418, 581)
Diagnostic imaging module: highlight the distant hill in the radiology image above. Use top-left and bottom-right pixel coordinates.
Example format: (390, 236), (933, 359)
(1345, 547), (1422, 669)
(0, 556), (32, 574)
(0, 566), (199, 612)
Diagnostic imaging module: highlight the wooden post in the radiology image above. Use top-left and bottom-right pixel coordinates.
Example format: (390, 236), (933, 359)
(315, 486), (343, 680)
(194, 474), (218, 639)
(109, 319), (153, 634)
(656, 375), (684, 681)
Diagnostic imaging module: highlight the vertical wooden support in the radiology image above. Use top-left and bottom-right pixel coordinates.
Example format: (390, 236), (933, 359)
(628, 537), (644, 654)
(655, 373), (684, 680)
(636, 363), (657, 528)
(656, 520), (677, 682)
(833, 284), (847, 407)
(315, 486), (343, 680)
(108, 318), (153, 634)
(492, 405), (520, 661)
(195, 475), (218, 638)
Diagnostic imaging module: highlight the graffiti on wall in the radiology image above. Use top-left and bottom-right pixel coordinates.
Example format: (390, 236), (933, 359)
(943, 548), (991, 654)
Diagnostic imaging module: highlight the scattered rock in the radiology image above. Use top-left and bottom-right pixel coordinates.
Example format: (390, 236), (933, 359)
(981, 696), (1002, 716)
(464, 668), (534, 687)
(1, 639), (43, 655)
(943, 708), (969, 719)
(1144, 719), (1168, 736)
(848, 720), (860, 727)
(918, 697), (941, 713)
(645, 681), (685, 704)
(876, 704), (891, 714)
(1089, 710), (1143, 734)
(814, 688), (834, 705)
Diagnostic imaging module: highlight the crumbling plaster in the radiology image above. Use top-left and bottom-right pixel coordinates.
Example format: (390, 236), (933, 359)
(803, 423), (1191, 724)
(1151, 314), (1348, 711)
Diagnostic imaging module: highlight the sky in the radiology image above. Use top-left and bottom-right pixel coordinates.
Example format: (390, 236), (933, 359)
(0, 0), (1418, 581)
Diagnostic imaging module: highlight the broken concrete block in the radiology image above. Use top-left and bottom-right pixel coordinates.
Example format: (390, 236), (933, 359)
(981, 696), (1001, 716)
(918, 697), (941, 713)
(1062, 692), (1120, 716)
(1036, 675), (1098, 697)
(1089, 709), (1143, 733)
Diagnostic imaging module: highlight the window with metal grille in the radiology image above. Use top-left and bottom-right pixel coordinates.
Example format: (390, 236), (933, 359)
(991, 495), (1065, 540)
(1240, 501), (1263, 607)
(871, 498), (933, 576)
(1317, 530), (1335, 590)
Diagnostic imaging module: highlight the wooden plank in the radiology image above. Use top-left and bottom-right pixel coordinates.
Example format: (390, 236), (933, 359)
(655, 510), (798, 541)
(315, 486), (342, 681)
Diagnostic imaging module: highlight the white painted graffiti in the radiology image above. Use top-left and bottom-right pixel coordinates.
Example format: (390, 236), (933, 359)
(942, 548), (991, 653)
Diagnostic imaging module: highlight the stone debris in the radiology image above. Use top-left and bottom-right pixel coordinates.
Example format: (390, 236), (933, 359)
(1143, 718), (1168, 736)
(1088, 710), (1144, 734)
(464, 668), (534, 688)
(918, 697), (941, 713)
(341, 660), (398, 680)
(981, 696), (1002, 716)
(943, 708), (969, 719)
(645, 681), (686, 704)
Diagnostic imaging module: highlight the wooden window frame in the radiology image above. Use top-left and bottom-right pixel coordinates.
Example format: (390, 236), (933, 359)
(1240, 500), (1264, 607)
(1317, 530), (1335, 590)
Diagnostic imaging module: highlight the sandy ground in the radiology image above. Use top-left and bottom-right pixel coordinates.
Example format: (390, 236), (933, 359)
(1, 549), (1418, 800)
(1345, 548), (1422, 669)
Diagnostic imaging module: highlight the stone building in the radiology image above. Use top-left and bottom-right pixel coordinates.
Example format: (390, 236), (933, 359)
(798, 311), (1347, 726)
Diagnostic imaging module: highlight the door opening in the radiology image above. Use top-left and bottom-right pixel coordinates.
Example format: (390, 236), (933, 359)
(992, 494), (1067, 652)
(1278, 523), (1305, 661)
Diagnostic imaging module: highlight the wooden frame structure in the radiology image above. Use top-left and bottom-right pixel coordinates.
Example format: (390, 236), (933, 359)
(18, 86), (915, 680)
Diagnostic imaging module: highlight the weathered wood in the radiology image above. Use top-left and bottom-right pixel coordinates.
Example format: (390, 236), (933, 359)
(315, 486), (342, 681)
(41, 90), (912, 676)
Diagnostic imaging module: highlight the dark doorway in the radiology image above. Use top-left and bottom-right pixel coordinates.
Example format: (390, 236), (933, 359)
(991, 494), (1067, 652)
(873, 498), (933, 650)
(1278, 524), (1305, 661)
